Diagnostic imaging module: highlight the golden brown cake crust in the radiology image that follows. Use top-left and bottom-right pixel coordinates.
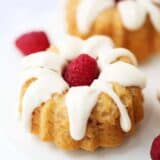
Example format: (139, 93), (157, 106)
(66, 0), (160, 62)
(20, 56), (144, 151)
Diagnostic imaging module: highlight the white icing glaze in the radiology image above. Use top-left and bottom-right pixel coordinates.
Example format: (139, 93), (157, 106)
(149, 6), (160, 32)
(20, 68), (55, 88)
(20, 35), (146, 140)
(98, 48), (137, 70)
(65, 86), (99, 140)
(81, 36), (114, 58)
(76, 0), (114, 33)
(118, 1), (147, 30)
(139, 0), (160, 32)
(99, 61), (146, 88)
(53, 35), (114, 59)
(91, 80), (131, 132)
(23, 51), (67, 73)
(66, 76), (135, 140)
(75, 0), (160, 33)
(53, 35), (83, 60)
(22, 69), (68, 130)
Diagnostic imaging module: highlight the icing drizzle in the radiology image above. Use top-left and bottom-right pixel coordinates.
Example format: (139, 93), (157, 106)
(76, 0), (115, 33)
(76, 0), (160, 33)
(21, 68), (69, 130)
(91, 80), (132, 133)
(19, 36), (146, 140)
(66, 86), (99, 140)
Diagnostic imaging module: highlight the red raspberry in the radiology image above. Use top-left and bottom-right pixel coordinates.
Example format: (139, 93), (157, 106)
(151, 135), (160, 160)
(63, 54), (100, 87)
(15, 31), (50, 55)
(115, 0), (121, 2)
(115, 0), (123, 3)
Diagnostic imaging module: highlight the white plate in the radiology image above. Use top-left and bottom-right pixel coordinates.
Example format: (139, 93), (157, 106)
(1, 0), (160, 159)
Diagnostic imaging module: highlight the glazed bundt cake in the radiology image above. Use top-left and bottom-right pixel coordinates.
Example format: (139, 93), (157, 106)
(65, 0), (160, 62)
(19, 35), (146, 151)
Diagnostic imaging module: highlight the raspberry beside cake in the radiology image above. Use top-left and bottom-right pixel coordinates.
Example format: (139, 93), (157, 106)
(19, 35), (146, 151)
(65, 0), (160, 62)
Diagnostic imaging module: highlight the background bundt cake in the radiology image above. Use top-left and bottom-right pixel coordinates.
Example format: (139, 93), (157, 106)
(19, 35), (146, 151)
(65, 0), (160, 62)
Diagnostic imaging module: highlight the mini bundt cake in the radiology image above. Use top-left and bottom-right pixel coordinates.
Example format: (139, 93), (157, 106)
(19, 35), (146, 151)
(65, 0), (160, 62)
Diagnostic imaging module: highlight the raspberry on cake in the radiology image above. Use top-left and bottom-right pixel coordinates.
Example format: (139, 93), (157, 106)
(65, 0), (160, 62)
(151, 135), (160, 160)
(18, 35), (146, 151)
(15, 31), (50, 55)
(63, 54), (100, 86)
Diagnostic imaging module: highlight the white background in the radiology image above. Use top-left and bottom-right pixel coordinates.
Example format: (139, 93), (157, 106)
(0, 0), (160, 159)
(0, 0), (57, 159)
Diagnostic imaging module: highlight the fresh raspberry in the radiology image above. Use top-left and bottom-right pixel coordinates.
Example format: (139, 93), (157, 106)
(15, 31), (50, 55)
(115, 0), (122, 2)
(151, 135), (160, 160)
(63, 54), (100, 87)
